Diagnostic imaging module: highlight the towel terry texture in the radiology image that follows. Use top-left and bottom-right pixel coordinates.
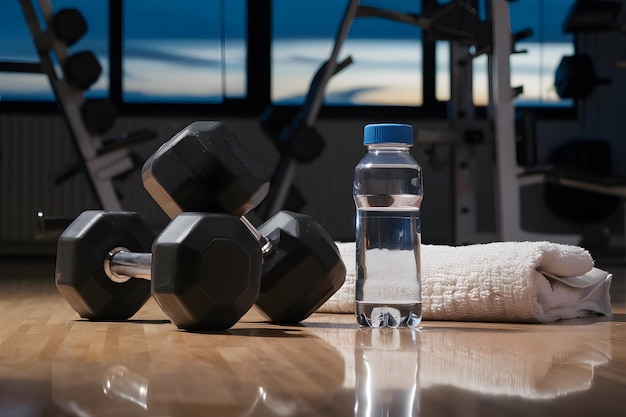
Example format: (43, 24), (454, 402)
(318, 241), (613, 323)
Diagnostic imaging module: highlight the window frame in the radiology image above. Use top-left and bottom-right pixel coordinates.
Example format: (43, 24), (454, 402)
(0, 0), (576, 121)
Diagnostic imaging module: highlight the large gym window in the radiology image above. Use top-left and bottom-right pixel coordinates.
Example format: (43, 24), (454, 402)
(271, 0), (423, 106)
(122, 0), (246, 103)
(271, 0), (575, 108)
(1, 1), (575, 110)
(0, 0), (244, 104)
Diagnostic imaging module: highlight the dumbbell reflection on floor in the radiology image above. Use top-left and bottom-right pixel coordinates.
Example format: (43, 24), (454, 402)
(52, 334), (345, 416)
(142, 121), (346, 323)
(100, 355), (344, 415)
(56, 210), (263, 330)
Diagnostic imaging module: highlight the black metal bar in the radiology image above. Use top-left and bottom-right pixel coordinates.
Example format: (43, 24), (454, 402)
(356, 6), (429, 28)
(0, 61), (43, 73)
(422, 36), (437, 109)
(246, 0), (271, 111)
(109, 0), (123, 105)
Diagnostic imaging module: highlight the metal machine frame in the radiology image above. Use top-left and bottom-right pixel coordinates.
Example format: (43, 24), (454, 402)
(9, 0), (143, 211)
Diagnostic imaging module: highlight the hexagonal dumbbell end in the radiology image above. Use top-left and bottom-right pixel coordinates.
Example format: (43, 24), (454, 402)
(151, 213), (263, 331)
(256, 211), (346, 323)
(56, 211), (154, 321)
(142, 121), (269, 219)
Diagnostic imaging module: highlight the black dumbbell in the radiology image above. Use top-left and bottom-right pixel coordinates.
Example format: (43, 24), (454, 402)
(143, 121), (269, 219)
(259, 107), (326, 163)
(278, 121), (326, 163)
(259, 105), (299, 141)
(52, 8), (88, 46)
(64, 50), (102, 90)
(554, 54), (610, 99)
(81, 99), (118, 134)
(142, 121), (346, 323)
(56, 210), (262, 330)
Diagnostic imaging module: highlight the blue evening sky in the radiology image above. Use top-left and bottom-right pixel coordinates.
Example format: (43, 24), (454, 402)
(0, 0), (576, 104)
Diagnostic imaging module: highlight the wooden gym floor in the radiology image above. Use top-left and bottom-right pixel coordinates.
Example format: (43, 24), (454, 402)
(0, 255), (625, 417)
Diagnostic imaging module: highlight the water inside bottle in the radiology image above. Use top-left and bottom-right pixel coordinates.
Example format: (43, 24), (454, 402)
(355, 209), (422, 328)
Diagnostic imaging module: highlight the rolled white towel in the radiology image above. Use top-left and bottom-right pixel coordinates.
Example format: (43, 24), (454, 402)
(319, 241), (613, 323)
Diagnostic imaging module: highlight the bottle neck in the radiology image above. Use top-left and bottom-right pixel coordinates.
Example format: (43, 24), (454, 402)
(366, 143), (412, 152)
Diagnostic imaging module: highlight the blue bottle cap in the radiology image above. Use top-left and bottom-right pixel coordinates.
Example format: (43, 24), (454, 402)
(363, 123), (413, 145)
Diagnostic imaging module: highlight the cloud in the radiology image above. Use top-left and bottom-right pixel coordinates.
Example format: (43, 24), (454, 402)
(124, 44), (222, 68)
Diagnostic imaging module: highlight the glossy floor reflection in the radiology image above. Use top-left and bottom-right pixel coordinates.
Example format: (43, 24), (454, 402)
(0, 262), (624, 416)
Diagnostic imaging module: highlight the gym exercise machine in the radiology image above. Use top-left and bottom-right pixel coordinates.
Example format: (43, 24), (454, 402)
(261, 0), (531, 244)
(260, 0), (502, 240)
(518, 0), (626, 250)
(2, 0), (155, 224)
(259, 3), (357, 219)
(414, 0), (541, 244)
(479, 0), (605, 245)
(276, 0), (624, 248)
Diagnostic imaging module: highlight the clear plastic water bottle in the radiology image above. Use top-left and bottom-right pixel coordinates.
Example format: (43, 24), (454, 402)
(353, 123), (423, 328)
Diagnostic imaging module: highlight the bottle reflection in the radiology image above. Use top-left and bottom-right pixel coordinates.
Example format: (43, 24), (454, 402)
(354, 328), (420, 417)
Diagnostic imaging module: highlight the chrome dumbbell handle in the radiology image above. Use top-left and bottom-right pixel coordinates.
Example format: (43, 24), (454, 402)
(103, 216), (271, 285)
(240, 216), (273, 255)
(104, 247), (152, 283)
